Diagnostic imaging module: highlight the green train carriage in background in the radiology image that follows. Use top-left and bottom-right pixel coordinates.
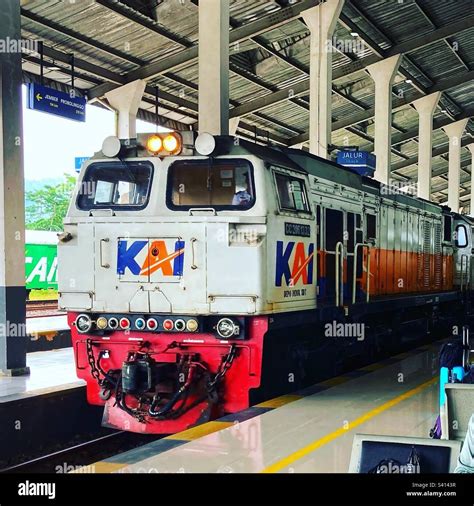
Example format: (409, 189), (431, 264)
(25, 230), (58, 297)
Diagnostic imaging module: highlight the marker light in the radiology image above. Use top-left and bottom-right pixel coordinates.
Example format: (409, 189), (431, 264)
(108, 317), (119, 330)
(119, 317), (130, 330)
(75, 314), (92, 333)
(146, 135), (163, 154)
(147, 318), (158, 330)
(163, 319), (174, 331)
(186, 319), (199, 332)
(96, 317), (108, 330)
(135, 318), (146, 330)
(174, 319), (186, 331)
(163, 134), (180, 154)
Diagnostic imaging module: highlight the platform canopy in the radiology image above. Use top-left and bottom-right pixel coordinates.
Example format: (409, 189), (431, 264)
(19, 0), (474, 206)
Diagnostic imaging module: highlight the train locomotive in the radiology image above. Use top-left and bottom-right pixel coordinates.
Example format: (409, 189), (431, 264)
(58, 130), (474, 434)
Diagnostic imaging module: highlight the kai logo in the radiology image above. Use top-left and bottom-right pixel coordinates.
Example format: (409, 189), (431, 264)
(117, 239), (185, 277)
(275, 241), (314, 287)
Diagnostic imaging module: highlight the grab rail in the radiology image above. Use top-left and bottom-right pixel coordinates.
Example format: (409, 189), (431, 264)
(335, 242), (344, 307)
(352, 243), (371, 304)
(460, 254), (469, 290)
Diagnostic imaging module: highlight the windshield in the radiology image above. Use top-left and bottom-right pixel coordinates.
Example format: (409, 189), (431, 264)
(77, 161), (153, 211)
(167, 159), (255, 210)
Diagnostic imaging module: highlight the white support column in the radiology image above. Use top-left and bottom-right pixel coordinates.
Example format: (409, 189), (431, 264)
(413, 91), (441, 200)
(367, 55), (402, 184)
(466, 144), (474, 217)
(302, 0), (344, 159)
(0, 0), (28, 375)
(442, 119), (468, 213)
(198, 0), (229, 135)
(105, 80), (146, 140)
(229, 117), (240, 136)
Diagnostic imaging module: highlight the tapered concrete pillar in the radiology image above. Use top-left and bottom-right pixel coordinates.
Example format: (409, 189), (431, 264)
(229, 117), (239, 136)
(302, 0), (344, 159)
(467, 145), (474, 217)
(198, 0), (229, 135)
(0, 0), (28, 375)
(413, 92), (441, 200)
(105, 80), (146, 139)
(367, 55), (402, 184)
(442, 119), (468, 213)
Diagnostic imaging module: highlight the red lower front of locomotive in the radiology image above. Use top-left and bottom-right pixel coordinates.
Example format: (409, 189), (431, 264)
(69, 312), (266, 434)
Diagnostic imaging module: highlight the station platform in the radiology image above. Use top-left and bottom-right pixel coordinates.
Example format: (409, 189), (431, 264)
(0, 348), (82, 402)
(92, 341), (442, 474)
(0, 348), (102, 469)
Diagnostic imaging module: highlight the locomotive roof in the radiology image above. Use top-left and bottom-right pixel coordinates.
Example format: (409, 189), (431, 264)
(215, 136), (446, 216)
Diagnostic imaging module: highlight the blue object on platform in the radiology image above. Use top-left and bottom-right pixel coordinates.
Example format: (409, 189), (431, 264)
(439, 366), (465, 408)
(336, 150), (376, 177)
(27, 83), (86, 122)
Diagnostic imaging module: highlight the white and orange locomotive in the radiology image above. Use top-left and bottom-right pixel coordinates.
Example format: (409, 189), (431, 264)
(59, 131), (473, 434)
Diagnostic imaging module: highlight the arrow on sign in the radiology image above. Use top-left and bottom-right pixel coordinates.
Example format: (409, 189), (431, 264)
(36, 93), (42, 101)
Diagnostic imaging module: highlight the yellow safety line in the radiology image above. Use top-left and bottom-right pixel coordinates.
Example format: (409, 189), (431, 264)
(261, 376), (437, 474)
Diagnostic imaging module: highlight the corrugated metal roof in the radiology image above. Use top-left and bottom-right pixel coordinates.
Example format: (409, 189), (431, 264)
(19, 0), (473, 205)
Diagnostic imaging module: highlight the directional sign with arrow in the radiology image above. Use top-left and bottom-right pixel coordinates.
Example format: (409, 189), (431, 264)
(27, 83), (86, 122)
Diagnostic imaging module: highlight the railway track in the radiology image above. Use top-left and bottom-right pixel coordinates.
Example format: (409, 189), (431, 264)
(0, 431), (161, 473)
(26, 299), (65, 317)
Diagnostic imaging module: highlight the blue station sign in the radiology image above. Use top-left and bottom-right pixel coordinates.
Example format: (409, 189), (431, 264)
(336, 150), (376, 177)
(27, 83), (86, 122)
(74, 156), (90, 172)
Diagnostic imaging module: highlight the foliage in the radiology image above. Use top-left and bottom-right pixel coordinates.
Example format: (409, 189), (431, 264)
(25, 174), (76, 231)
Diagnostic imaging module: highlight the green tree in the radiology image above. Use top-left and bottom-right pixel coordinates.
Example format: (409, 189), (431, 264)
(26, 174), (76, 231)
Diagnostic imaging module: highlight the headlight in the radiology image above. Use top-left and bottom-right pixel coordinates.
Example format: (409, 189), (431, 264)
(216, 318), (239, 339)
(75, 314), (92, 333)
(163, 133), (180, 154)
(146, 134), (162, 154)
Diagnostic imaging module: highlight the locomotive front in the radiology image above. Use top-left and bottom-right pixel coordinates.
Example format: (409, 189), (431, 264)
(58, 132), (272, 434)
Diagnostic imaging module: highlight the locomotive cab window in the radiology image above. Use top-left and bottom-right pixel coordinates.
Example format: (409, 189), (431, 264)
(455, 224), (468, 248)
(274, 172), (309, 212)
(77, 161), (153, 211)
(167, 159), (255, 210)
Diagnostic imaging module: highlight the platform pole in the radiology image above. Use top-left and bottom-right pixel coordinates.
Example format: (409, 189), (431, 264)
(413, 92), (441, 201)
(302, 0), (344, 159)
(366, 55), (402, 185)
(468, 145), (474, 217)
(0, 0), (29, 376)
(104, 80), (146, 140)
(229, 117), (239, 136)
(198, 0), (229, 136)
(442, 119), (468, 213)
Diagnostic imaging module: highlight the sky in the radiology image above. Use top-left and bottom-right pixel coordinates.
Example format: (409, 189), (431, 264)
(22, 85), (161, 181)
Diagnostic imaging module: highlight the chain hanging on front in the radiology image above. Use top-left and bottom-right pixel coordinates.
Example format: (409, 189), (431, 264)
(208, 344), (237, 393)
(86, 338), (102, 384)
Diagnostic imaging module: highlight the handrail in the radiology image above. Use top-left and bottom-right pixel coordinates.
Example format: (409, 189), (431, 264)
(460, 254), (469, 290)
(100, 238), (110, 268)
(352, 243), (371, 304)
(335, 242), (344, 307)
